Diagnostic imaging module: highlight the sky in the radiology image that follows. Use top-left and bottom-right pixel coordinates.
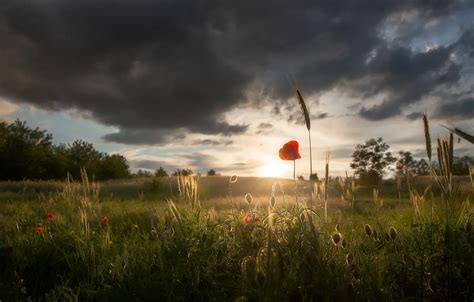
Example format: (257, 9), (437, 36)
(0, 0), (473, 178)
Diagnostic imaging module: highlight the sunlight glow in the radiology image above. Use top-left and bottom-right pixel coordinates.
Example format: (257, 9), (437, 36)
(257, 158), (287, 178)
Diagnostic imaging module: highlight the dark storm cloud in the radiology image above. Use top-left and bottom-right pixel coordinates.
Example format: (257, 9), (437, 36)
(434, 97), (474, 120)
(256, 122), (273, 134)
(257, 123), (273, 130)
(0, 0), (471, 144)
(191, 139), (233, 146)
(406, 112), (424, 120)
(102, 129), (186, 145)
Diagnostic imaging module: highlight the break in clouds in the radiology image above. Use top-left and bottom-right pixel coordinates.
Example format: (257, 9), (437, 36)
(0, 0), (473, 144)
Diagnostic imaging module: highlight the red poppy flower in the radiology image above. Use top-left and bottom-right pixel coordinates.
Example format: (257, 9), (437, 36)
(242, 213), (259, 225)
(102, 215), (110, 226)
(279, 140), (301, 160)
(35, 226), (45, 234)
(47, 212), (54, 221)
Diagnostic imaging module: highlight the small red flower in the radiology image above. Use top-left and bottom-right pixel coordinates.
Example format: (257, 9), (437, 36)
(47, 212), (54, 221)
(279, 140), (301, 161)
(35, 226), (45, 234)
(242, 213), (259, 225)
(102, 215), (110, 226)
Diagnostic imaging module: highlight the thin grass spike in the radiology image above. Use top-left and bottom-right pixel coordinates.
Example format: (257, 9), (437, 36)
(296, 89), (313, 178)
(296, 89), (310, 131)
(422, 114), (432, 162)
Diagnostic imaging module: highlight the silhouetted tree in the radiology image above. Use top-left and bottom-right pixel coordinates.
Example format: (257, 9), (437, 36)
(350, 137), (395, 184)
(0, 120), (130, 180)
(207, 169), (216, 176)
(155, 166), (168, 177)
(395, 150), (416, 176)
(413, 158), (430, 176)
(134, 169), (153, 178)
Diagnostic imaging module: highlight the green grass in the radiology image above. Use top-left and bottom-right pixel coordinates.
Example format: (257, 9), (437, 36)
(0, 176), (472, 301)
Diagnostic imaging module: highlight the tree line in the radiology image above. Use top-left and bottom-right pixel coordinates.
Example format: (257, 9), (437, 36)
(350, 137), (473, 184)
(0, 120), (130, 180)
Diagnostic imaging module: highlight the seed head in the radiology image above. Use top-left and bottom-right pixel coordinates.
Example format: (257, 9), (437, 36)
(229, 175), (238, 184)
(389, 226), (398, 240)
(331, 232), (342, 245)
(364, 224), (373, 236)
(270, 195), (276, 208)
(245, 193), (253, 205)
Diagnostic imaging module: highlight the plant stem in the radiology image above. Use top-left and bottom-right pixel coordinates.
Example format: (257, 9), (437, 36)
(308, 130), (312, 178)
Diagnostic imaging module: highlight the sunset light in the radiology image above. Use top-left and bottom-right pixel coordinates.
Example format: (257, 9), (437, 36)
(257, 158), (288, 178)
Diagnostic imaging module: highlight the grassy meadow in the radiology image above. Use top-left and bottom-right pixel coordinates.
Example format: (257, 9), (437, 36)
(0, 172), (473, 301)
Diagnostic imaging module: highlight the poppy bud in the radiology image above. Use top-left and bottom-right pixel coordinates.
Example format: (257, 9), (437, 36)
(245, 193), (253, 205)
(364, 224), (372, 236)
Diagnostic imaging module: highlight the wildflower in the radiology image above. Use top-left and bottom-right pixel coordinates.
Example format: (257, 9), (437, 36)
(47, 211), (54, 221)
(278, 140), (301, 161)
(35, 226), (45, 234)
(102, 215), (110, 226)
(242, 213), (259, 225)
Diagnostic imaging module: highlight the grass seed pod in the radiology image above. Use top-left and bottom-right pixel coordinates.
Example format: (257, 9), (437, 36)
(364, 224), (373, 236)
(245, 193), (253, 205)
(389, 226), (398, 240)
(331, 232), (342, 245)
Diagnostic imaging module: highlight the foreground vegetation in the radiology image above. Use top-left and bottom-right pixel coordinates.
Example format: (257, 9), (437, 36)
(0, 172), (472, 301)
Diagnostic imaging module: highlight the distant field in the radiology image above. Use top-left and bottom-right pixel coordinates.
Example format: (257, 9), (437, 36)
(0, 175), (472, 301)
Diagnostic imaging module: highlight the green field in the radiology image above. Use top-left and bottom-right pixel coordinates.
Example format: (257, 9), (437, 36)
(0, 175), (473, 301)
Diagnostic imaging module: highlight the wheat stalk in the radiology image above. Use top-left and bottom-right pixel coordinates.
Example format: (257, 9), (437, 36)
(422, 114), (432, 163)
(296, 89), (313, 178)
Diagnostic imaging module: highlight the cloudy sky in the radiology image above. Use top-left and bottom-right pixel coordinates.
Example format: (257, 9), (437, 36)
(0, 0), (473, 178)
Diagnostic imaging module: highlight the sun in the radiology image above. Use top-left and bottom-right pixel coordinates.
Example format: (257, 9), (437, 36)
(257, 158), (287, 178)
